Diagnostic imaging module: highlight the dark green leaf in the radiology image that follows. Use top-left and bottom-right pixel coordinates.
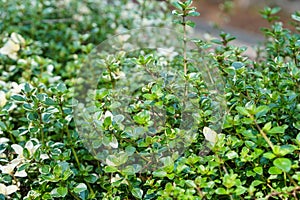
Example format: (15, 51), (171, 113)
(131, 188), (143, 199)
(11, 94), (26, 102)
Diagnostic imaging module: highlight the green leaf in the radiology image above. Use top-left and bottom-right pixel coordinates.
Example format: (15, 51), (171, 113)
(268, 125), (288, 134)
(23, 148), (30, 159)
(53, 164), (62, 177)
(23, 103), (33, 111)
(268, 166), (282, 175)
(253, 166), (263, 175)
(51, 187), (68, 197)
(262, 122), (272, 132)
(235, 186), (247, 195)
(292, 172), (300, 181)
(270, 7), (281, 15)
(132, 127), (145, 139)
(109, 136), (118, 149)
(185, 0), (193, 7)
(211, 39), (223, 45)
(131, 188), (143, 199)
(172, 2), (182, 10)
(27, 112), (39, 121)
(57, 82), (67, 92)
(57, 187), (68, 197)
(42, 113), (52, 123)
(222, 173), (237, 189)
(232, 62), (244, 70)
(84, 174), (98, 183)
(122, 165), (136, 176)
(44, 97), (56, 105)
(251, 180), (264, 187)
(125, 146), (136, 156)
(236, 106), (250, 116)
(273, 158), (292, 172)
(165, 182), (173, 193)
(133, 110), (150, 125)
(95, 89), (109, 99)
(106, 153), (128, 167)
(62, 169), (73, 180)
(153, 170), (167, 177)
(226, 151), (238, 159)
(215, 187), (227, 195)
(74, 183), (87, 194)
(104, 166), (118, 173)
(103, 116), (112, 128)
(245, 140), (256, 148)
(188, 11), (200, 17)
(24, 83), (32, 93)
(11, 94), (26, 102)
(185, 180), (196, 188)
(186, 20), (196, 28)
(42, 193), (52, 200)
(292, 12), (300, 22)
(172, 10), (182, 16)
(177, 1), (187, 9)
(276, 145), (297, 156)
(263, 152), (276, 160)
(255, 105), (270, 118)
(39, 165), (51, 174)
(296, 133), (300, 144)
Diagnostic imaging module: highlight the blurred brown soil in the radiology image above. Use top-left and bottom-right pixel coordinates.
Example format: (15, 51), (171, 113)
(193, 0), (295, 34)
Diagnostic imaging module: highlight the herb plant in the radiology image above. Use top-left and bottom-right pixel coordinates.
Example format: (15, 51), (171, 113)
(0, 0), (299, 199)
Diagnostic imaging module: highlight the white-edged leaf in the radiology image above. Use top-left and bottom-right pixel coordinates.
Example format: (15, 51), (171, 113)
(0, 91), (7, 107)
(10, 32), (25, 45)
(0, 183), (18, 195)
(106, 157), (117, 167)
(0, 164), (16, 174)
(109, 136), (118, 149)
(0, 39), (20, 60)
(14, 170), (27, 177)
(203, 127), (218, 144)
(73, 183), (87, 194)
(0, 137), (9, 144)
(11, 144), (23, 155)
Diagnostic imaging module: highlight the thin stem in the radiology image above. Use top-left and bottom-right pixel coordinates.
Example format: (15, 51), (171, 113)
(70, 140), (80, 167)
(37, 104), (44, 144)
(142, 64), (157, 80)
(183, 15), (187, 76)
(287, 173), (298, 187)
(8, 131), (16, 144)
(284, 172), (287, 187)
(106, 63), (116, 89)
(253, 118), (274, 151)
(182, 11), (189, 112)
(86, 182), (95, 197)
(58, 98), (81, 168)
(69, 191), (81, 200)
(195, 186), (204, 198)
(141, 0), (146, 21)
(265, 186), (300, 199)
(3, 120), (16, 143)
(216, 154), (234, 200)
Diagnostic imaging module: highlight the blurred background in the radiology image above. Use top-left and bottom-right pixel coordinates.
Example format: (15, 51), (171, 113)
(186, 0), (300, 57)
(193, 0), (300, 34)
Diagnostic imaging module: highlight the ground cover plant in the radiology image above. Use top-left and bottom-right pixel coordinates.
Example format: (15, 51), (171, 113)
(0, 0), (299, 199)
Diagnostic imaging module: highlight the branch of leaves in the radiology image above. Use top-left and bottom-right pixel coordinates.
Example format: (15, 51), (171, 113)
(172, 0), (200, 28)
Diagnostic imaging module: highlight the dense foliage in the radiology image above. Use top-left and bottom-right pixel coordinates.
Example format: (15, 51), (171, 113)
(0, 0), (299, 199)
